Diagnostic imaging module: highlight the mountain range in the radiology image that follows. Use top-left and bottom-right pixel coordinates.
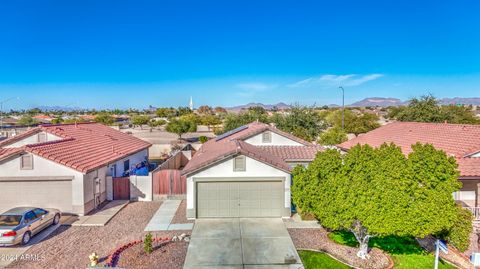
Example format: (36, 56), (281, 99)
(227, 97), (480, 110)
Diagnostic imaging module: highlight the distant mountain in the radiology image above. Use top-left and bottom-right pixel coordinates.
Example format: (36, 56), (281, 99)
(439, 97), (480, 106)
(36, 106), (84, 112)
(348, 97), (404, 107)
(227, 102), (291, 111)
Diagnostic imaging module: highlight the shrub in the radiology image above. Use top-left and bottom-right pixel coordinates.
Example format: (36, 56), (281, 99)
(199, 136), (208, 143)
(144, 233), (153, 254)
(440, 206), (473, 252)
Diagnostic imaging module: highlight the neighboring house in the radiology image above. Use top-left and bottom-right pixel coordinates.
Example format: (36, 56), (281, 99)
(0, 123), (151, 215)
(338, 121), (480, 220)
(181, 121), (323, 219)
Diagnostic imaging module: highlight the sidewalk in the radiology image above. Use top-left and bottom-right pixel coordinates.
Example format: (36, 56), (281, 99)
(144, 200), (194, 231)
(71, 200), (129, 227)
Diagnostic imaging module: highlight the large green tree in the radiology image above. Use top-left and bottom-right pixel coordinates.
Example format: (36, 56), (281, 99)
(292, 143), (461, 259)
(326, 109), (380, 135)
(94, 113), (115, 125)
(18, 115), (39, 126)
(318, 127), (348, 145)
(389, 95), (480, 124)
(271, 105), (326, 142)
(166, 119), (194, 139)
(222, 110), (270, 133)
(131, 115), (150, 129)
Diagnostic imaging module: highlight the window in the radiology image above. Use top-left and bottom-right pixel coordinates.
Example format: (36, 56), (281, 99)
(123, 160), (130, 172)
(20, 154), (33, 170)
(233, 156), (246, 171)
(33, 208), (47, 218)
(453, 191), (476, 201)
(37, 133), (47, 143)
(24, 211), (36, 223)
(262, 131), (272, 143)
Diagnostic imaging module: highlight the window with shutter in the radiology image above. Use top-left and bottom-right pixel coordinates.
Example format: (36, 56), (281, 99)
(262, 131), (272, 143)
(233, 156), (246, 171)
(37, 133), (47, 143)
(20, 154), (34, 170)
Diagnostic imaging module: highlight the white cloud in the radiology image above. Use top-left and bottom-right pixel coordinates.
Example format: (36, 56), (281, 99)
(235, 82), (277, 97)
(288, 74), (384, 88)
(235, 83), (277, 91)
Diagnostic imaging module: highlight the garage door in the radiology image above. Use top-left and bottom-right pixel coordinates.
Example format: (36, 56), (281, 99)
(0, 180), (72, 214)
(196, 181), (284, 218)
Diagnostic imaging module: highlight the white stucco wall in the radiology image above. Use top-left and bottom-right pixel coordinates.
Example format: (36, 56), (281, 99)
(186, 154), (291, 212)
(4, 132), (62, 148)
(0, 154), (85, 212)
(244, 131), (303, 146)
(83, 166), (107, 205)
(107, 149), (149, 177)
(130, 174), (153, 201)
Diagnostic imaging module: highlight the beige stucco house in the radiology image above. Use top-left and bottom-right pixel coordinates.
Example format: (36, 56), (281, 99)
(0, 123), (151, 215)
(182, 121), (322, 219)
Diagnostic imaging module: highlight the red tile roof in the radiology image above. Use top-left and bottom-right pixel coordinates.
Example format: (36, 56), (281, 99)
(0, 123), (151, 173)
(338, 122), (480, 177)
(0, 148), (24, 162)
(258, 145), (321, 161)
(182, 122), (322, 176)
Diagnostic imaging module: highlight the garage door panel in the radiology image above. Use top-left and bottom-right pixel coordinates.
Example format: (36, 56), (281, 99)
(0, 180), (72, 214)
(197, 180), (283, 218)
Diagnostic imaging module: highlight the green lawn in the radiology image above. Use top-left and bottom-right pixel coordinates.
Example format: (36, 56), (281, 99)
(298, 250), (352, 269)
(328, 231), (457, 269)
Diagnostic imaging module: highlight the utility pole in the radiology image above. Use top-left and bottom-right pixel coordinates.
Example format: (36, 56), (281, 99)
(0, 97), (18, 135)
(339, 86), (345, 130)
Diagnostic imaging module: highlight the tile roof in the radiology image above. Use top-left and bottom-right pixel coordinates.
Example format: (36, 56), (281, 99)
(338, 121), (480, 177)
(0, 148), (24, 162)
(228, 121), (313, 146)
(0, 123), (151, 173)
(182, 121), (322, 176)
(258, 145), (322, 161)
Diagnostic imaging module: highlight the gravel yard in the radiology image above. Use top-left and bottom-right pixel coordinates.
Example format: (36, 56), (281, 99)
(116, 240), (189, 269)
(170, 200), (194, 224)
(7, 201), (190, 269)
(288, 228), (391, 269)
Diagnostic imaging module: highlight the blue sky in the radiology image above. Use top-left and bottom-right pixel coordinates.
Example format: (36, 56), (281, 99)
(0, 0), (479, 109)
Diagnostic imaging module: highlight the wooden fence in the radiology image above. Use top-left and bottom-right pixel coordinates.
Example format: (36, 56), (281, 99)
(152, 169), (186, 195)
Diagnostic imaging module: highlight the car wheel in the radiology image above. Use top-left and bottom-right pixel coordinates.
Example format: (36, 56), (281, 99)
(52, 214), (60, 225)
(22, 232), (31, 245)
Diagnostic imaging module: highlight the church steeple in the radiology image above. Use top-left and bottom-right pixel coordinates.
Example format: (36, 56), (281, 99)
(189, 96), (194, 110)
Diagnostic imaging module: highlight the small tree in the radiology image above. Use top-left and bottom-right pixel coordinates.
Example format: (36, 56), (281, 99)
(197, 105), (214, 115)
(95, 113), (115, 125)
(144, 232), (153, 254)
(292, 143), (461, 259)
(148, 119), (166, 128)
(318, 127), (348, 145)
(131, 115), (150, 129)
(18, 115), (39, 126)
(166, 119), (192, 140)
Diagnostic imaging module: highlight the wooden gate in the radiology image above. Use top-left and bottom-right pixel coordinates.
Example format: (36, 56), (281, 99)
(152, 169), (186, 195)
(113, 177), (130, 200)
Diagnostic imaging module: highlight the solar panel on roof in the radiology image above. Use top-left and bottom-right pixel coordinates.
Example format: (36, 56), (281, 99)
(216, 125), (248, 141)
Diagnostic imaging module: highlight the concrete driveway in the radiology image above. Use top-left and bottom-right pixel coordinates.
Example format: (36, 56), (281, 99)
(183, 218), (303, 269)
(0, 222), (61, 268)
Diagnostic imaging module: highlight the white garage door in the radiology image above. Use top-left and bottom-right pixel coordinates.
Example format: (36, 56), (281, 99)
(196, 181), (284, 218)
(0, 180), (73, 214)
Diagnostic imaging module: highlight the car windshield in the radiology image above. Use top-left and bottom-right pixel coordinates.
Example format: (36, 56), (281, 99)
(0, 215), (22, 226)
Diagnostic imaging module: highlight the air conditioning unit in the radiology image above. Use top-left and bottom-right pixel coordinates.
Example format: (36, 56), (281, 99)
(470, 253), (480, 266)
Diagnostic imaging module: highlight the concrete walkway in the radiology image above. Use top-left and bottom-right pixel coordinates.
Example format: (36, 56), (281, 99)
(71, 200), (128, 227)
(183, 218), (303, 269)
(144, 200), (194, 231)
